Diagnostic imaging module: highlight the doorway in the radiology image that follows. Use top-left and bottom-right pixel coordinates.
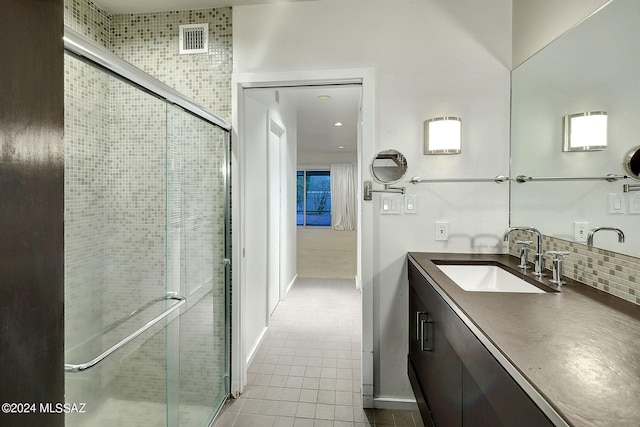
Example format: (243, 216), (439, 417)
(234, 70), (375, 407)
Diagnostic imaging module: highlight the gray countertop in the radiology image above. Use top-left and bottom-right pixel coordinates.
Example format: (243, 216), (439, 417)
(408, 252), (640, 427)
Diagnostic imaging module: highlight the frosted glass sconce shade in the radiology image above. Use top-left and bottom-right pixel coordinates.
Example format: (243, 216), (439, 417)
(424, 117), (462, 154)
(563, 111), (607, 151)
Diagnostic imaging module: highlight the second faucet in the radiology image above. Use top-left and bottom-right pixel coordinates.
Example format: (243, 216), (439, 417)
(504, 226), (545, 276)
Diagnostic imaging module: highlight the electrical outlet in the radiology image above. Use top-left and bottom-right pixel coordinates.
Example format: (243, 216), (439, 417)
(435, 221), (449, 241)
(574, 222), (589, 242)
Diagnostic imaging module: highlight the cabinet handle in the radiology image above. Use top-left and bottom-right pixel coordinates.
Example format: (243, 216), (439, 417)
(416, 311), (424, 341)
(417, 312), (434, 352)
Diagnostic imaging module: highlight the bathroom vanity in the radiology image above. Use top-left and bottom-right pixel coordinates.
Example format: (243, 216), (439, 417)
(407, 252), (640, 427)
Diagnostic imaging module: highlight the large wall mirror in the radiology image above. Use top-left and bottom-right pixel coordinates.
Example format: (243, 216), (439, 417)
(511, 0), (640, 258)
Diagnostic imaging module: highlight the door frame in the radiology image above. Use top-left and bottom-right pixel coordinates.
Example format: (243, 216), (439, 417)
(231, 68), (375, 407)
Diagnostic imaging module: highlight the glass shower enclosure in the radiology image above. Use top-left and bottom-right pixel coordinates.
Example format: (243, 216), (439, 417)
(62, 28), (230, 427)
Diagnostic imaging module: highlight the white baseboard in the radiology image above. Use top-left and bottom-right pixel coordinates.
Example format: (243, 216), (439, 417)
(245, 326), (268, 367)
(373, 397), (419, 412)
(286, 274), (298, 295)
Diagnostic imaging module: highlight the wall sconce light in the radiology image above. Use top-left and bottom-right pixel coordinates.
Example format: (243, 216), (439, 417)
(424, 117), (462, 155)
(563, 111), (607, 152)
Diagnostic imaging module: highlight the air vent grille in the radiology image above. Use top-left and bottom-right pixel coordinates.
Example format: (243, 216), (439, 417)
(179, 23), (209, 54)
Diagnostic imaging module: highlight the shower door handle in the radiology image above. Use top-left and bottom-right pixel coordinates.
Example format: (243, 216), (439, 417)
(64, 294), (186, 373)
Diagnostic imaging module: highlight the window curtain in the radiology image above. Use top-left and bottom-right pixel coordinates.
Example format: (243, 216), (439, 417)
(330, 163), (356, 231)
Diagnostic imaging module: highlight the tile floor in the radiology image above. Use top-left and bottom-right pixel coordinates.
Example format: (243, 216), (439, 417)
(212, 277), (423, 427)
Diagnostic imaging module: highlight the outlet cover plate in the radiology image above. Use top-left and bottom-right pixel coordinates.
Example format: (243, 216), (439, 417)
(435, 221), (449, 241)
(574, 222), (589, 242)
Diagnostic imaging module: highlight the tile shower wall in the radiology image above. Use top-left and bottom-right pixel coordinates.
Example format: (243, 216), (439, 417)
(64, 2), (231, 424)
(508, 231), (640, 305)
(64, 0), (110, 48)
(63, 0), (232, 120)
(110, 8), (232, 120)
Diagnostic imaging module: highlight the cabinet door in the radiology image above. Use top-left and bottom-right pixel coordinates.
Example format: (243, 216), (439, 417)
(462, 364), (505, 427)
(409, 268), (462, 427)
(409, 286), (435, 426)
(456, 324), (554, 427)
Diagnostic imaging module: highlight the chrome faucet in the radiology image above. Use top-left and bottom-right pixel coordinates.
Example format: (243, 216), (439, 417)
(586, 227), (625, 247)
(503, 227), (545, 276)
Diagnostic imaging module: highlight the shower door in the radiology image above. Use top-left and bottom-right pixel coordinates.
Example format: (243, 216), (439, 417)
(166, 105), (230, 427)
(63, 50), (230, 427)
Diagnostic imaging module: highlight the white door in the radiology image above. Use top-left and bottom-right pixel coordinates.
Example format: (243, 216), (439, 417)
(267, 118), (285, 315)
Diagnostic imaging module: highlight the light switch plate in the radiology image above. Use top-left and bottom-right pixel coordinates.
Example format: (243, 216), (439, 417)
(404, 194), (417, 214)
(629, 193), (640, 214)
(380, 195), (402, 215)
(609, 193), (624, 214)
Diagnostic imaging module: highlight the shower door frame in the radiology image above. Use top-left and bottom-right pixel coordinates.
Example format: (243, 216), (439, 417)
(63, 26), (232, 426)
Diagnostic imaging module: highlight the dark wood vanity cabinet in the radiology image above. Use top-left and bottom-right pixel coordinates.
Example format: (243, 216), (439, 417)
(409, 284), (462, 426)
(408, 260), (554, 427)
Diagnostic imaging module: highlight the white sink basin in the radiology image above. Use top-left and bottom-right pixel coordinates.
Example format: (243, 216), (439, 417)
(437, 264), (545, 293)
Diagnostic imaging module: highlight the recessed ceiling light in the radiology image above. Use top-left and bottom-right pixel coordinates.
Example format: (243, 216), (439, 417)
(334, 122), (343, 127)
(338, 146), (345, 149)
(317, 95), (331, 102)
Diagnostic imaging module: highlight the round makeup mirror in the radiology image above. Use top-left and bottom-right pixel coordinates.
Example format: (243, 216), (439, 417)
(623, 145), (640, 180)
(371, 149), (408, 184)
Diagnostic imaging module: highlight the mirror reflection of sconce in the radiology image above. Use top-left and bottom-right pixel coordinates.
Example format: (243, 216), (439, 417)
(563, 111), (607, 152)
(424, 117), (462, 155)
(364, 149), (407, 201)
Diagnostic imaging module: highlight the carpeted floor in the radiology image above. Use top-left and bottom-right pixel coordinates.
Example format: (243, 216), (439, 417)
(297, 228), (357, 279)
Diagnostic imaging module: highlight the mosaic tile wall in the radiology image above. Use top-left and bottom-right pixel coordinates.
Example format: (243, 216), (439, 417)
(508, 230), (640, 305)
(63, 0), (232, 120)
(64, 0), (111, 48)
(63, 1), (231, 423)
(111, 8), (233, 120)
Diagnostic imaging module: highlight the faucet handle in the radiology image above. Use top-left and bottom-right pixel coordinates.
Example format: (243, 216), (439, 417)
(546, 251), (569, 285)
(546, 250), (569, 259)
(516, 241), (532, 269)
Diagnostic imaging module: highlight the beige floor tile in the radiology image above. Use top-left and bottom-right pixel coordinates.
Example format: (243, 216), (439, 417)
(213, 277), (422, 427)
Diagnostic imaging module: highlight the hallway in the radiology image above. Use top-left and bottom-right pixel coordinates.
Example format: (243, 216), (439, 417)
(213, 277), (423, 427)
(296, 229), (357, 279)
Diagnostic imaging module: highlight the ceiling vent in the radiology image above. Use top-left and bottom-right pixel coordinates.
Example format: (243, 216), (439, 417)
(179, 23), (209, 55)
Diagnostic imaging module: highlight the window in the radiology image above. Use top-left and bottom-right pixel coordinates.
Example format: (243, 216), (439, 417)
(297, 170), (331, 227)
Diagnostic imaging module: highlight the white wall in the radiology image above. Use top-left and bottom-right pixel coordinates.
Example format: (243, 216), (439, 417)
(234, 0), (512, 402)
(242, 95), (269, 363)
(512, 0), (610, 67)
(298, 150), (357, 168)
